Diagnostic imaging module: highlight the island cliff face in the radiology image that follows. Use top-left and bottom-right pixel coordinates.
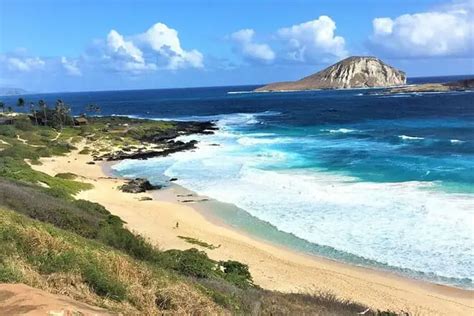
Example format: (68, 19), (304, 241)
(255, 56), (406, 92)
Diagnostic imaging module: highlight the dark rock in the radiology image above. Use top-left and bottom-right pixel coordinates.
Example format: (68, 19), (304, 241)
(102, 140), (199, 161)
(86, 161), (95, 165)
(169, 177), (178, 182)
(119, 178), (161, 193)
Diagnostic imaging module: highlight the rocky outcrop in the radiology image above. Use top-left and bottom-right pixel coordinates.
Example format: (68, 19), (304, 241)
(119, 178), (160, 193)
(255, 56), (406, 92)
(99, 120), (216, 161)
(101, 140), (198, 161)
(142, 121), (217, 143)
(386, 78), (474, 94)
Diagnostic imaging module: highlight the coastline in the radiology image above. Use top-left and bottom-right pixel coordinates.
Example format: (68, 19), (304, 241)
(30, 144), (474, 315)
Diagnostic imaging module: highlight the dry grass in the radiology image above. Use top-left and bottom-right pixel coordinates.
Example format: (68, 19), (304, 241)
(0, 208), (224, 315)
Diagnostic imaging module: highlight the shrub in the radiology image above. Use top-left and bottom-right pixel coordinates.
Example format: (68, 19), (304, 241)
(55, 172), (77, 179)
(79, 147), (91, 154)
(0, 125), (16, 137)
(14, 118), (34, 131)
(0, 262), (22, 283)
(219, 260), (253, 288)
(160, 249), (217, 278)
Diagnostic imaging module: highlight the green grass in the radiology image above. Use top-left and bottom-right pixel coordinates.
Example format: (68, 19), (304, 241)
(0, 158), (91, 197)
(178, 235), (220, 249)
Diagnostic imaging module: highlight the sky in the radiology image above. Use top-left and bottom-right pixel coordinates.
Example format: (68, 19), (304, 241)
(0, 0), (473, 92)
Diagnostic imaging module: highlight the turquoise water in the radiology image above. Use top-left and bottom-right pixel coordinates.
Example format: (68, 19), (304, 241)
(111, 88), (474, 289)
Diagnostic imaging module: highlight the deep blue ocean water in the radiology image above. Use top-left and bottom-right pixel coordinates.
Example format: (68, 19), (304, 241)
(4, 75), (473, 288)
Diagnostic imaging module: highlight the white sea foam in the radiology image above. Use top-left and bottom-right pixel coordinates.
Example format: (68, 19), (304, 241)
(450, 139), (465, 144)
(322, 128), (357, 134)
(227, 90), (255, 94)
(399, 135), (424, 141)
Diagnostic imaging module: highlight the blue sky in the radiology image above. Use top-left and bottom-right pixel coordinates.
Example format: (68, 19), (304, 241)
(0, 0), (473, 92)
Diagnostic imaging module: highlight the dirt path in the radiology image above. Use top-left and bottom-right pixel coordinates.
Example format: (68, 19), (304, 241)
(0, 283), (113, 315)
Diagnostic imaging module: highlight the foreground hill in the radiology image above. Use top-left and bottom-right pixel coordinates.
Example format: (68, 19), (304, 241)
(255, 56), (406, 92)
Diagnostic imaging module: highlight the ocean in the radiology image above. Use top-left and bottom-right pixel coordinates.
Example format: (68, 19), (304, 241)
(5, 75), (473, 288)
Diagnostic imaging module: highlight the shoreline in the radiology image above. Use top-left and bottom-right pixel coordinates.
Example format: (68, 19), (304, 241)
(31, 146), (474, 315)
(151, 181), (472, 293)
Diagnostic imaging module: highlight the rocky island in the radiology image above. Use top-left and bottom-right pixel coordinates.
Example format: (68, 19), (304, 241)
(255, 56), (406, 92)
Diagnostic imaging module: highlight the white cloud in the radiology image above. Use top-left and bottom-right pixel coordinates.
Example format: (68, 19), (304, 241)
(98, 23), (203, 73)
(277, 16), (348, 63)
(104, 29), (157, 73)
(230, 29), (275, 63)
(5, 56), (45, 72)
(373, 18), (394, 36)
(370, 1), (474, 57)
(61, 57), (82, 76)
(137, 23), (204, 70)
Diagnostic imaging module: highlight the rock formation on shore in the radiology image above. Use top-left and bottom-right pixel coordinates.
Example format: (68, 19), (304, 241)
(386, 78), (474, 94)
(255, 56), (406, 92)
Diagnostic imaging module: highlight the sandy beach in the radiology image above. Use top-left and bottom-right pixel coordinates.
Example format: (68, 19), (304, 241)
(31, 147), (474, 315)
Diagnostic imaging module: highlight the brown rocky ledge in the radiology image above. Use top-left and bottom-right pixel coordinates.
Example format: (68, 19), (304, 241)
(387, 78), (474, 94)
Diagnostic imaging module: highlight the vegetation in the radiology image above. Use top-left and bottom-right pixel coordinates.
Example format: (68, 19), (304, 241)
(0, 111), (395, 315)
(178, 235), (220, 249)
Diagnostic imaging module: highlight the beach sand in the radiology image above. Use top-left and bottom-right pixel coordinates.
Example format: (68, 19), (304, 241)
(31, 147), (474, 315)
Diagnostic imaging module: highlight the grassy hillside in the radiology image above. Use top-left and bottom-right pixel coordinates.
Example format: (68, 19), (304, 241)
(0, 114), (393, 315)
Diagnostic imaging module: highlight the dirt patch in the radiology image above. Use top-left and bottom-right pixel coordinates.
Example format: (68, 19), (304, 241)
(0, 283), (114, 315)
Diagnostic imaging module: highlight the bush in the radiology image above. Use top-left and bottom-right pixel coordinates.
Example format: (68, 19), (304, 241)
(14, 118), (34, 131)
(219, 260), (253, 288)
(160, 249), (217, 278)
(0, 262), (22, 283)
(0, 125), (16, 137)
(55, 172), (77, 179)
(78, 147), (90, 154)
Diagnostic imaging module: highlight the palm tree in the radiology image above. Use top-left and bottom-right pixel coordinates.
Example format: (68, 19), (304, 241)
(86, 104), (101, 114)
(38, 99), (48, 126)
(0, 101), (4, 113)
(30, 102), (38, 125)
(64, 105), (72, 126)
(55, 99), (64, 130)
(17, 97), (25, 109)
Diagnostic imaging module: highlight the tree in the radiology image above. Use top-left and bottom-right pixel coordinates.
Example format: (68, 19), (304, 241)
(30, 102), (38, 125)
(55, 99), (65, 130)
(86, 104), (101, 114)
(17, 97), (25, 108)
(0, 101), (4, 113)
(38, 99), (48, 126)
